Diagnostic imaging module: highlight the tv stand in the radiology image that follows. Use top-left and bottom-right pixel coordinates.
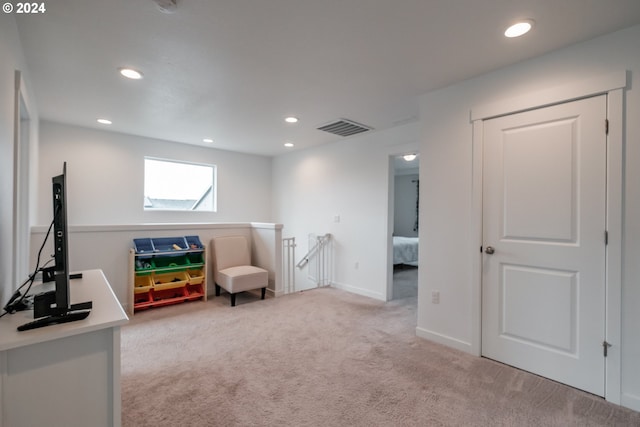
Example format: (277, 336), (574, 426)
(0, 269), (128, 427)
(17, 309), (91, 331)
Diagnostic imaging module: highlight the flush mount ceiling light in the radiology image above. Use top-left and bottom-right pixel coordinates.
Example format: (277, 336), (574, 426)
(203, 138), (214, 143)
(284, 116), (299, 123)
(119, 68), (143, 80)
(504, 20), (534, 38)
(403, 154), (417, 162)
(284, 142), (294, 148)
(97, 118), (112, 125)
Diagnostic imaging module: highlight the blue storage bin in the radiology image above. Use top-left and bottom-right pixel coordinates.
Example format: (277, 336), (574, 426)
(185, 235), (203, 249)
(133, 238), (154, 253)
(152, 237), (188, 252)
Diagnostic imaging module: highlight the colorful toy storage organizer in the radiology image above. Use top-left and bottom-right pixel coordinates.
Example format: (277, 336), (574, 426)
(129, 235), (207, 313)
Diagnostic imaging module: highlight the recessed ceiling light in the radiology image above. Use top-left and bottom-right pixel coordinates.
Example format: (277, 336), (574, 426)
(203, 138), (214, 143)
(284, 117), (299, 123)
(284, 142), (294, 148)
(119, 68), (143, 80)
(504, 20), (534, 38)
(97, 118), (112, 125)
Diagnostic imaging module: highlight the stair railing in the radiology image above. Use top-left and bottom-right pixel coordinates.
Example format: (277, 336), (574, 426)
(282, 237), (296, 294)
(297, 233), (332, 288)
(296, 233), (331, 268)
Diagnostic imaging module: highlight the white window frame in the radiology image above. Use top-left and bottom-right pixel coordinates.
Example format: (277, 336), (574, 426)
(143, 157), (217, 212)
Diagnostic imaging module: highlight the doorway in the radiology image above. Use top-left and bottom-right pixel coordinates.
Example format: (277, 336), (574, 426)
(389, 153), (419, 301)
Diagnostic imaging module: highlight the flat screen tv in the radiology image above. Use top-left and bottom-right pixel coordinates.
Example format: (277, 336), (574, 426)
(51, 161), (71, 313)
(17, 162), (92, 331)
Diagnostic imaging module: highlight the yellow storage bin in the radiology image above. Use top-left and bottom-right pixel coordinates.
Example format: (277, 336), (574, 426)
(134, 274), (154, 294)
(187, 269), (204, 285)
(153, 271), (189, 291)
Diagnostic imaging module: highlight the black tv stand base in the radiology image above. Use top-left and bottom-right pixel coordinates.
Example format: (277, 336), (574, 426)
(17, 310), (91, 331)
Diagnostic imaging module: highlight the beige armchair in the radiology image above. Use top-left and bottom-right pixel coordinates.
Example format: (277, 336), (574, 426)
(211, 235), (268, 306)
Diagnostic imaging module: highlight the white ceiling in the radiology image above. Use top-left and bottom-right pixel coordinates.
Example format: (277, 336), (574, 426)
(15, 0), (640, 156)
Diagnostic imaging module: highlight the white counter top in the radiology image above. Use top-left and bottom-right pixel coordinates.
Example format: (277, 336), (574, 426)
(0, 269), (129, 351)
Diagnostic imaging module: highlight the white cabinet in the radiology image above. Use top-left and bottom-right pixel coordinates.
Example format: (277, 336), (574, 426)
(0, 269), (128, 427)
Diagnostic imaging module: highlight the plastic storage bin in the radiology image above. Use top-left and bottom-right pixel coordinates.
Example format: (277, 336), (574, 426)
(185, 235), (203, 249)
(134, 275), (154, 293)
(152, 271), (189, 291)
(186, 251), (204, 266)
(152, 237), (188, 252)
(153, 254), (190, 269)
(187, 269), (204, 285)
(134, 256), (155, 272)
(133, 238), (154, 254)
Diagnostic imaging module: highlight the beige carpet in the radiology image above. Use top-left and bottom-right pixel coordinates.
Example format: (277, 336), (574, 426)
(121, 287), (640, 426)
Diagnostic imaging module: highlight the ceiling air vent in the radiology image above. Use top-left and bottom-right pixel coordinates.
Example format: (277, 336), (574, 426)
(317, 119), (373, 137)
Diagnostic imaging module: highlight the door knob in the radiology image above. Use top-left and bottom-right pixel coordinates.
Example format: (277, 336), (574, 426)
(485, 246), (495, 255)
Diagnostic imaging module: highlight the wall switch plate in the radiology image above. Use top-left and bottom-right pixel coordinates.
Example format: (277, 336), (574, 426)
(334, 215), (340, 223)
(431, 291), (440, 304)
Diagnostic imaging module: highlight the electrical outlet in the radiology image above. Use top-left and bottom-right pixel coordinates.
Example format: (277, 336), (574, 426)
(334, 215), (341, 223)
(431, 291), (440, 304)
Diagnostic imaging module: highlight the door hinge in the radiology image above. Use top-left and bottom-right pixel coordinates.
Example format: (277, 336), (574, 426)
(605, 119), (609, 135)
(480, 246), (483, 253)
(605, 230), (609, 245)
(603, 341), (612, 357)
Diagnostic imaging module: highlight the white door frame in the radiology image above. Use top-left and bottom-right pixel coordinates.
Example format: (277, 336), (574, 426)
(470, 71), (625, 404)
(13, 70), (33, 288)
(386, 155), (396, 301)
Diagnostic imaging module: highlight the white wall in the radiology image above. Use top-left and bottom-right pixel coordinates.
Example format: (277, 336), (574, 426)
(0, 15), (39, 306)
(272, 121), (419, 299)
(30, 222), (282, 313)
(37, 121), (272, 226)
(417, 25), (640, 410)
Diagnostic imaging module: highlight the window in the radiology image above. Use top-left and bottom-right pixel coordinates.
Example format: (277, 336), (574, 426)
(144, 158), (216, 211)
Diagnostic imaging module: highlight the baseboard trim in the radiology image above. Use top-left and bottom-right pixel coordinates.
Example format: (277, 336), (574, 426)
(331, 281), (385, 301)
(267, 288), (285, 298)
(621, 392), (640, 412)
(415, 326), (474, 354)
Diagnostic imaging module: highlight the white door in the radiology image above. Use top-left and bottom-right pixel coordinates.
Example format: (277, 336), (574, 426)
(481, 95), (607, 396)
